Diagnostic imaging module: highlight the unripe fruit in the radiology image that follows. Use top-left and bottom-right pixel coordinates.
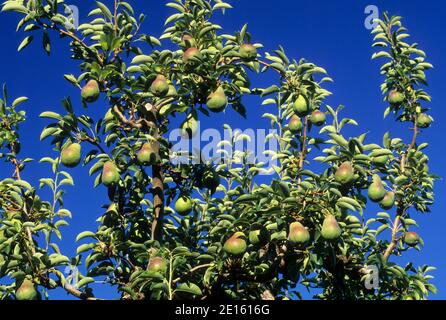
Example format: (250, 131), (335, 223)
(175, 195), (193, 216)
(239, 44), (257, 60)
(81, 80), (100, 103)
(335, 162), (355, 185)
(207, 86), (228, 112)
(224, 232), (247, 256)
(321, 214), (342, 240)
(183, 47), (201, 63)
(309, 110), (326, 126)
(148, 257), (167, 274)
(388, 90), (404, 105)
(288, 115), (302, 132)
(292, 95), (309, 117)
(150, 75), (169, 97)
(416, 113), (432, 128)
(202, 168), (220, 190)
(288, 222), (310, 244)
(248, 224), (269, 246)
(180, 114), (198, 139)
(101, 161), (120, 187)
(137, 143), (157, 165)
(61, 143), (81, 168)
(404, 232), (420, 247)
(181, 34), (196, 48)
(15, 279), (39, 300)
(379, 191), (395, 210)
(368, 174), (386, 202)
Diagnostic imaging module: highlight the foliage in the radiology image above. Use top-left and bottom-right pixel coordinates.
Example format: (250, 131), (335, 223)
(0, 1), (437, 300)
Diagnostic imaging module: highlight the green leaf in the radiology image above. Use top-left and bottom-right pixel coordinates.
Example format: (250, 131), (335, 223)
(175, 283), (202, 296)
(12, 96), (28, 107)
(95, 1), (113, 20)
(18, 36), (34, 52)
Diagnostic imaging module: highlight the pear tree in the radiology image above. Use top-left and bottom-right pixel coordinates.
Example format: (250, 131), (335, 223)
(0, 1), (437, 300)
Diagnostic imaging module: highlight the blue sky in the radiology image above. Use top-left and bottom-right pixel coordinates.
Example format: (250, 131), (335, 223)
(0, 0), (445, 300)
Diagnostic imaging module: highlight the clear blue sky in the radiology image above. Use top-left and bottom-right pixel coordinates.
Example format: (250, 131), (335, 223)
(0, 1), (445, 300)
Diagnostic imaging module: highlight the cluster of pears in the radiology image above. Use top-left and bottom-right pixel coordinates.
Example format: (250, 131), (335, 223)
(288, 95), (326, 130)
(101, 161), (120, 187)
(81, 79), (100, 103)
(368, 174), (396, 209)
(335, 162), (395, 209)
(61, 142), (82, 168)
(288, 215), (342, 243)
(174, 194), (194, 216)
(15, 279), (40, 300)
(147, 256), (167, 274)
(136, 142), (158, 166)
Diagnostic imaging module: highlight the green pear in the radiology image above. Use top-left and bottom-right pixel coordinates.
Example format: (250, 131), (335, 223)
(181, 34), (196, 48)
(379, 191), (395, 210)
(61, 143), (81, 168)
(224, 232), (247, 256)
(404, 232), (420, 247)
(175, 195), (193, 216)
(137, 142), (158, 165)
(309, 110), (326, 126)
(321, 215), (342, 240)
(288, 115), (302, 132)
(15, 279), (39, 300)
(288, 222), (310, 244)
(416, 113), (432, 128)
(335, 162), (355, 185)
(183, 47), (202, 63)
(101, 161), (120, 187)
(368, 174), (386, 202)
(239, 44), (257, 60)
(148, 257), (167, 274)
(207, 86), (228, 112)
(388, 90), (404, 105)
(180, 114), (199, 139)
(150, 74), (169, 97)
(292, 95), (309, 117)
(248, 223), (269, 246)
(81, 79), (100, 103)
